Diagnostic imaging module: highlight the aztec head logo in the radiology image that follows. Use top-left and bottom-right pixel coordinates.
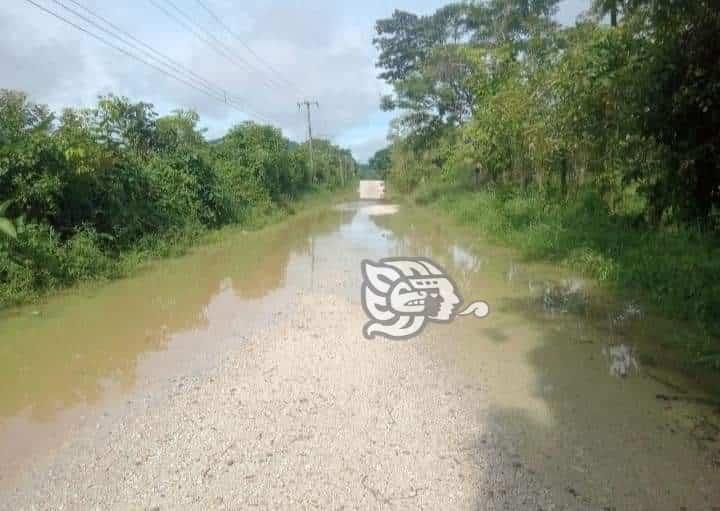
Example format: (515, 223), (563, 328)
(360, 257), (489, 340)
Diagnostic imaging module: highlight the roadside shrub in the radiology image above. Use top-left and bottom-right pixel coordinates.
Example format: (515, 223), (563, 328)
(214, 159), (274, 223)
(61, 227), (113, 281)
(144, 155), (203, 230)
(0, 90), (356, 306)
(4, 223), (63, 292)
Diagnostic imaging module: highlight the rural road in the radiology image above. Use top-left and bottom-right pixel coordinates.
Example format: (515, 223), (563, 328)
(358, 179), (385, 200)
(1, 185), (718, 509)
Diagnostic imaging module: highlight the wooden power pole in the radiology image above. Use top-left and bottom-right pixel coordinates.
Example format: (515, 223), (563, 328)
(298, 100), (319, 183)
(340, 155), (345, 187)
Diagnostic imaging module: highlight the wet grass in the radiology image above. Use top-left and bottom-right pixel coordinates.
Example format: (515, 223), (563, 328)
(404, 181), (720, 370)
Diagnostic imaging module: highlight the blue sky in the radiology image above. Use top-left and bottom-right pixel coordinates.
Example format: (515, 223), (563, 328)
(2, 0), (590, 162)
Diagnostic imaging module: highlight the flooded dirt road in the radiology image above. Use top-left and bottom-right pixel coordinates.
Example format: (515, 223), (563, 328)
(1, 193), (719, 509)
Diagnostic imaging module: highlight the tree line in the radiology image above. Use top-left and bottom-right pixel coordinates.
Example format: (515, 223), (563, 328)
(372, 0), (719, 227)
(370, 0), (720, 365)
(0, 90), (355, 305)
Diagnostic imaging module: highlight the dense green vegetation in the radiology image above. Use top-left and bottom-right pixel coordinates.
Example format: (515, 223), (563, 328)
(373, 0), (720, 367)
(368, 147), (391, 179)
(0, 90), (355, 307)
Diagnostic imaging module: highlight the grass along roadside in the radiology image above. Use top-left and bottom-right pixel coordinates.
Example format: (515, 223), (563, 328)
(400, 182), (720, 371)
(0, 185), (355, 311)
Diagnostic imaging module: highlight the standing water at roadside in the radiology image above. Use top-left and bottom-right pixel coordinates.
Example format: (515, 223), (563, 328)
(1, 200), (718, 509)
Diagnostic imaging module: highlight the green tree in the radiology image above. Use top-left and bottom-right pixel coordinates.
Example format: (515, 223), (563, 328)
(0, 88), (355, 305)
(369, 148), (392, 179)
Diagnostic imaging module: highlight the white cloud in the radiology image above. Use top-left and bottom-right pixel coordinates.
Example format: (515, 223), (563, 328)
(2, 0), (590, 162)
(2, 0), (392, 149)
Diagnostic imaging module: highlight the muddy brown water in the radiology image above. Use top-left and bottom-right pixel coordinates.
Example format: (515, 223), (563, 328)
(1, 197), (719, 508)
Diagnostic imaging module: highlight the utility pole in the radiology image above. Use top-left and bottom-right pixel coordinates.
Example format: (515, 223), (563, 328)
(297, 100), (319, 183)
(340, 155), (345, 187)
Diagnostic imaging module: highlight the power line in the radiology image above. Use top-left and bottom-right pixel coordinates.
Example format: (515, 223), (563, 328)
(193, 0), (300, 94)
(27, 0), (221, 103)
(149, 0), (291, 95)
(23, 0), (274, 124)
(166, 0), (293, 94)
(58, 0), (273, 122)
(62, 0), (276, 124)
(63, 0), (222, 98)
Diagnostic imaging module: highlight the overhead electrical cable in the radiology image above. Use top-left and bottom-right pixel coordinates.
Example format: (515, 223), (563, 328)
(162, 0), (291, 93)
(63, 0), (224, 99)
(24, 0), (275, 124)
(58, 0), (273, 122)
(148, 0), (290, 94)
(193, 0), (301, 94)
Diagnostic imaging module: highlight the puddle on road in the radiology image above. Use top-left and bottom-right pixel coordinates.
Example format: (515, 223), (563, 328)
(0, 205), (355, 480)
(374, 206), (720, 509)
(1, 199), (718, 508)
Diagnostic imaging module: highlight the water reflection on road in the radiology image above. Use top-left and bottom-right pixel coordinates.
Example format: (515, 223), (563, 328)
(1, 199), (718, 508)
